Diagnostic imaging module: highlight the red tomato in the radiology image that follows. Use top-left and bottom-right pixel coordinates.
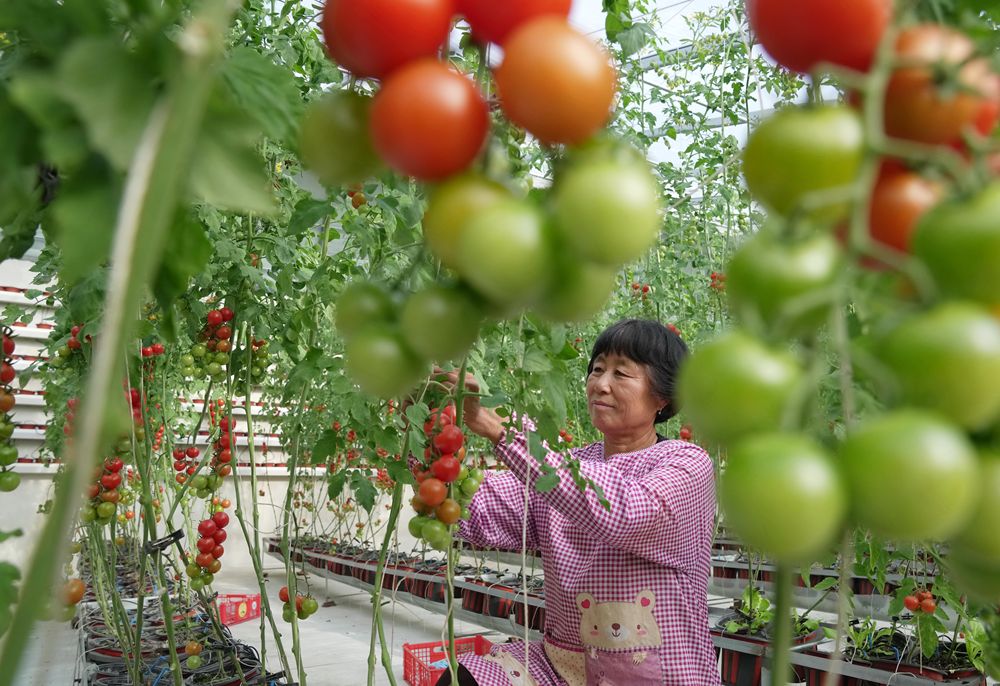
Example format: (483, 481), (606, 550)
(321, 0), (454, 80)
(279, 586), (290, 603)
(903, 595), (920, 611)
(197, 519), (217, 537)
(495, 17), (616, 145)
(213, 528), (227, 544)
(212, 511), (230, 528)
(431, 456), (461, 483)
(434, 498), (462, 525)
(867, 166), (942, 255)
(206, 310), (223, 327)
(920, 598), (937, 614)
(212, 545), (224, 559)
(884, 25), (993, 144)
(0, 363), (14, 384)
(418, 478), (447, 507)
(458, 0), (571, 46)
(433, 424), (465, 455)
(747, 0), (890, 74)
(219, 307), (234, 322)
(197, 537), (216, 554)
(370, 59), (488, 180)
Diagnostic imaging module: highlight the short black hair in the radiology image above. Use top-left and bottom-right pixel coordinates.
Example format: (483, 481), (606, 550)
(587, 319), (689, 423)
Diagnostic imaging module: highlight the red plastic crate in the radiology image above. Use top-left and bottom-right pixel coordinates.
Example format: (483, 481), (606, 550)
(403, 636), (493, 686)
(216, 593), (261, 626)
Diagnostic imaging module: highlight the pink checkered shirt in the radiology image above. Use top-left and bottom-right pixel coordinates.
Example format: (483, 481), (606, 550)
(458, 427), (721, 686)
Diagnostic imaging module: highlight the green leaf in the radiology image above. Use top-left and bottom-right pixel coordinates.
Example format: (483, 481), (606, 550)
(0, 531), (22, 543)
(917, 615), (939, 660)
(813, 576), (838, 592)
(616, 23), (657, 57)
(220, 47), (303, 144)
(534, 470), (560, 493)
(522, 346), (552, 373)
(188, 98), (274, 214)
(286, 198), (332, 238)
(328, 470), (347, 500)
(350, 470), (377, 513)
(56, 37), (155, 170)
(152, 212), (212, 309)
(311, 429), (340, 465)
(51, 167), (120, 284)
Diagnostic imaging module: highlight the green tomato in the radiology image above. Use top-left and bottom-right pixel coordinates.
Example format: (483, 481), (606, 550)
(408, 515), (430, 539)
(913, 180), (1000, 306)
(455, 200), (550, 308)
(469, 468), (484, 482)
(301, 596), (319, 615)
(190, 475), (208, 491)
(57, 346), (71, 359)
(182, 366), (196, 377)
(0, 423), (13, 441)
(460, 478), (480, 497)
(742, 105), (864, 221)
(213, 352), (229, 365)
(186, 563), (202, 578)
(186, 654), (203, 669)
(79, 506), (96, 523)
(299, 91), (383, 187)
(720, 433), (846, 563)
(206, 474), (221, 490)
(0, 445), (18, 467)
(49, 355), (65, 368)
(96, 501), (117, 519)
(206, 363), (223, 377)
(200, 572), (214, 586)
(949, 452), (1000, 566)
(552, 155), (661, 266)
(345, 326), (424, 399)
(535, 259), (617, 323)
(180, 354), (195, 367)
(196, 488), (211, 499)
(400, 285), (482, 362)
(422, 174), (510, 270)
(420, 519), (448, 543)
(880, 302), (1000, 430)
(335, 282), (395, 340)
(726, 229), (843, 335)
(840, 410), (978, 542)
(678, 330), (803, 447)
(282, 605), (295, 623)
(191, 344), (207, 358)
(190, 576), (205, 591)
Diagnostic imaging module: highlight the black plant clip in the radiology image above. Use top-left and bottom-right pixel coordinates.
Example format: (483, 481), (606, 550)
(144, 528), (184, 555)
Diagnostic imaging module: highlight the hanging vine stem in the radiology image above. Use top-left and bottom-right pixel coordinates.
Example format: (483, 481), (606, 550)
(228, 320), (294, 680)
(367, 475), (404, 686)
(769, 565), (794, 686)
(0, 2), (241, 681)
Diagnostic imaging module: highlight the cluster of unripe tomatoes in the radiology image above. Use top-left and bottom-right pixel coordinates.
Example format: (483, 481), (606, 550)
(279, 584), (319, 622)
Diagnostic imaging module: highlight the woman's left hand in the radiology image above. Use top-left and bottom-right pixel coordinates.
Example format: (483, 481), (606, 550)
(433, 367), (507, 445)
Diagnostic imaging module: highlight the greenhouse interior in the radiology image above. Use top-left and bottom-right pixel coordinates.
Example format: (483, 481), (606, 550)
(0, 0), (999, 684)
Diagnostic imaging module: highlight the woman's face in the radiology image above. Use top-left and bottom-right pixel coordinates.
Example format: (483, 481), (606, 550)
(586, 352), (664, 438)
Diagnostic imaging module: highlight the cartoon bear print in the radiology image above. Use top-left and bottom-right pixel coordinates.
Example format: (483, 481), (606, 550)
(484, 650), (538, 686)
(576, 590), (662, 686)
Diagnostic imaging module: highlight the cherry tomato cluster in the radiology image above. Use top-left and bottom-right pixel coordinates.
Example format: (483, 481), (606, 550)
(184, 640), (204, 669)
(181, 307), (234, 380)
(247, 338), (270, 383)
(689, 3), (1000, 606)
(312, 3), (662, 399)
(679, 425), (693, 442)
(630, 282), (652, 300)
(187, 511), (229, 590)
(81, 454), (126, 526)
(407, 406), (483, 551)
(558, 428), (574, 445)
(0, 328), (18, 491)
(278, 585), (319, 622)
(709, 271), (726, 293)
(903, 589), (937, 615)
(44, 577), (87, 623)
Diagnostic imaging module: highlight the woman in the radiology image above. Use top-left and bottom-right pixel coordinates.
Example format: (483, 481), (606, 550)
(436, 319), (721, 686)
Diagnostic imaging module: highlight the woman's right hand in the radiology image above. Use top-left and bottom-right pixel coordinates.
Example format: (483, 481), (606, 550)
(433, 367), (507, 445)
